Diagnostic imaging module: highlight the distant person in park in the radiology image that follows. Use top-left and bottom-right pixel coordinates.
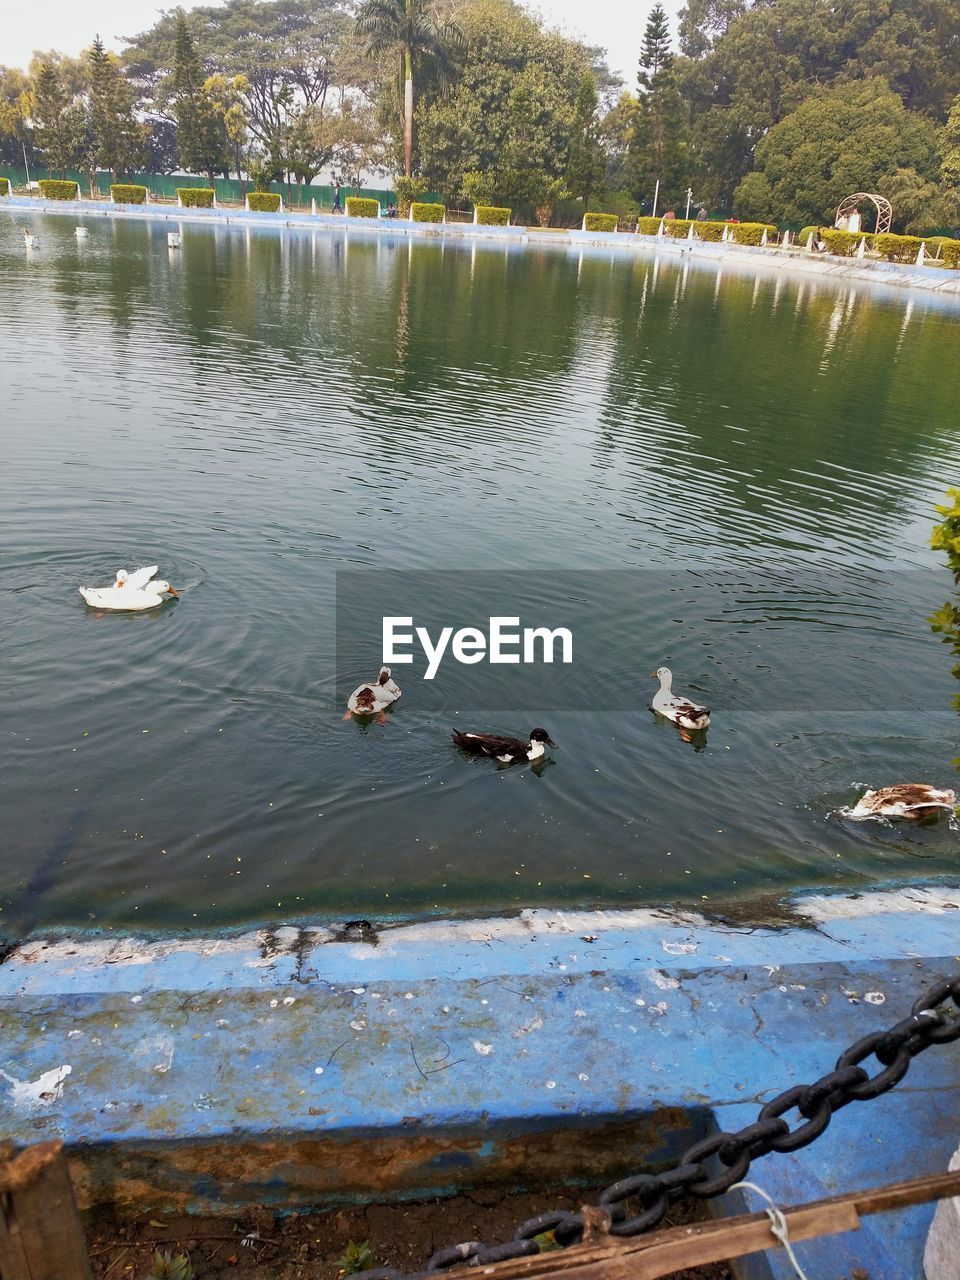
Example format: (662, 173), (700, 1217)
(332, 182), (342, 213)
(696, 206), (708, 221)
(815, 227), (827, 252)
(664, 209), (676, 220)
(386, 202), (399, 218)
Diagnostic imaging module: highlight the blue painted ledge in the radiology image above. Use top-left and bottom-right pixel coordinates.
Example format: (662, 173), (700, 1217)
(1, 885), (958, 1277)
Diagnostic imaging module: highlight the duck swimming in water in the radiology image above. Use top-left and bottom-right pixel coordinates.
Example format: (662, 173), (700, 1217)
(345, 666), (401, 722)
(845, 784), (956, 821)
(651, 667), (710, 731)
(451, 727), (556, 764)
(79, 578), (178, 611)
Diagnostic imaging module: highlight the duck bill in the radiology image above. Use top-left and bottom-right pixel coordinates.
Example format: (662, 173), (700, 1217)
(166, 586), (179, 597)
(546, 737), (558, 749)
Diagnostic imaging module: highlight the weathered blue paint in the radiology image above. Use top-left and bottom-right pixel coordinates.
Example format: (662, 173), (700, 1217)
(1, 886), (958, 1278)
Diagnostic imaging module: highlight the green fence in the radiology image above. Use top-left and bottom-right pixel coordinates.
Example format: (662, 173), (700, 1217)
(0, 166), (399, 209)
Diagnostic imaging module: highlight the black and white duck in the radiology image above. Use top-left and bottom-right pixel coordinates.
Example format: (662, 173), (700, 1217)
(451, 727), (556, 764)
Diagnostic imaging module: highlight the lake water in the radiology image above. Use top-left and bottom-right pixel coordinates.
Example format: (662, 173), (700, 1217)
(2, 211), (959, 935)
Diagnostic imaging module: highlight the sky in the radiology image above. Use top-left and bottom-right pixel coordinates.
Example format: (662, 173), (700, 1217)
(2, 0), (686, 83)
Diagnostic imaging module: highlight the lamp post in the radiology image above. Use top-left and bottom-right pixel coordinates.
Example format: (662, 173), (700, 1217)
(684, 186), (693, 219)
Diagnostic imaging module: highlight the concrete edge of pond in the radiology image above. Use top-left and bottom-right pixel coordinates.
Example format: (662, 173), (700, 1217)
(4, 194), (960, 299)
(1, 882), (958, 1279)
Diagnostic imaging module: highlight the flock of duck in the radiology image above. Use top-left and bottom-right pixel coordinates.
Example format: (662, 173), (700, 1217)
(78, 564), (958, 820)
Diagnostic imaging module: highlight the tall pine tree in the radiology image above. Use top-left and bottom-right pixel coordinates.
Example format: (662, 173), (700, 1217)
(172, 10), (226, 184)
(32, 60), (84, 176)
(627, 4), (689, 211)
(566, 72), (606, 206)
(88, 35), (145, 180)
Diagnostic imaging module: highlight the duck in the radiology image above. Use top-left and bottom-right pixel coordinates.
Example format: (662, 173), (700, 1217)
(79, 576), (178, 611)
(846, 785), (956, 821)
(651, 667), (710, 730)
(344, 666), (401, 722)
(23, 229), (39, 249)
(75, 226), (89, 239)
(451, 727), (556, 764)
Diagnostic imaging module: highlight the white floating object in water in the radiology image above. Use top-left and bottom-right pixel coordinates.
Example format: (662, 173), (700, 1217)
(75, 226), (89, 239)
(23, 230), (39, 249)
(79, 568), (179, 611)
(167, 232), (181, 249)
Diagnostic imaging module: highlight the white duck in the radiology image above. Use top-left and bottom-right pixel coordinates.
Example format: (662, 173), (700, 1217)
(79, 566), (178, 611)
(344, 666), (402, 721)
(75, 226), (89, 239)
(23, 229), (39, 249)
(651, 667), (711, 731)
(846, 785), (956, 821)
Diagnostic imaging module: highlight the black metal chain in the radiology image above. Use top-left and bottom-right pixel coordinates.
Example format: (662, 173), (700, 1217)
(364, 973), (960, 1280)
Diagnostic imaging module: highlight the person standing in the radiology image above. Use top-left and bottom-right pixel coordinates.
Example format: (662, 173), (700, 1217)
(331, 181), (342, 213)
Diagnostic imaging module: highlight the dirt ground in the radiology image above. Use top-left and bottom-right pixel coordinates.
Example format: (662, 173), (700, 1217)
(86, 1185), (731, 1280)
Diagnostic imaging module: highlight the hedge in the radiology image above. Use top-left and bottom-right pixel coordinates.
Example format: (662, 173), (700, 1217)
(874, 233), (925, 263)
(475, 205), (511, 226)
(346, 196), (379, 218)
(694, 220), (728, 241)
(0, 177), (9, 196)
(247, 192), (281, 212)
(820, 228), (861, 257)
(178, 187), (214, 208)
(664, 218), (694, 238)
(941, 240), (960, 268)
(110, 184), (146, 205)
(635, 216), (662, 235)
(583, 212), (618, 233)
(730, 222), (777, 246)
(411, 201), (444, 223)
(38, 179), (79, 200)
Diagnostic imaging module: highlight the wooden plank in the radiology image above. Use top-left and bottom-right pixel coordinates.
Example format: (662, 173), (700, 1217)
(0, 1140), (93, 1280)
(467, 1171), (960, 1280)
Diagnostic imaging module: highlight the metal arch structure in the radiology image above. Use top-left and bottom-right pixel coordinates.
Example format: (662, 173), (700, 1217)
(835, 192), (893, 235)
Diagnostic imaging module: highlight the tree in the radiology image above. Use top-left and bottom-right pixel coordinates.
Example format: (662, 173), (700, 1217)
(733, 78), (941, 227)
(416, 0), (611, 212)
(87, 35), (146, 179)
(627, 4), (688, 209)
(881, 168), (960, 235)
(943, 94), (960, 187)
(31, 59), (85, 175)
(566, 72), (605, 206)
(638, 3), (672, 89)
(172, 10), (227, 182)
(0, 66), (35, 167)
(355, 0), (464, 177)
(205, 73), (250, 188)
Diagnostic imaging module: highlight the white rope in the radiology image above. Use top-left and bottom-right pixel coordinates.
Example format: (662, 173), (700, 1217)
(729, 1180), (812, 1280)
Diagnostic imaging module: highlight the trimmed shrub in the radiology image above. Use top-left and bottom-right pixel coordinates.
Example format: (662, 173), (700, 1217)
(939, 239), (960, 268)
(247, 192), (281, 212)
(0, 177), (9, 196)
(110, 184), (147, 205)
(395, 176), (428, 217)
(38, 179), (79, 200)
(730, 222), (777, 246)
(178, 187), (214, 208)
(821, 228), (861, 257)
(346, 196), (379, 218)
(411, 201), (444, 223)
(694, 220), (728, 242)
(664, 218), (694, 238)
(583, 211), (618, 233)
(475, 205), (511, 226)
(874, 233), (924, 263)
(635, 216), (662, 235)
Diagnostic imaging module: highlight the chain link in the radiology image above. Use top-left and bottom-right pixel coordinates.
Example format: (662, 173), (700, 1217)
(363, 973), (960, 1280)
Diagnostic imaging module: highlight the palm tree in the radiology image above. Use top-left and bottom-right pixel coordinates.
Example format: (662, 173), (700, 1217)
(356, 0), (463, 178)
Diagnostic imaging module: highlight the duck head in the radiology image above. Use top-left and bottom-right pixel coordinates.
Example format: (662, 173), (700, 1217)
(651, 666), (672, 687)
(529, 727), (557, 748)
(154, 580), (179, 598)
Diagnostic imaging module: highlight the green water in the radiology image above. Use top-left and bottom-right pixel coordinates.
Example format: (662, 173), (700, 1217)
(2, 211), (959, 934)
